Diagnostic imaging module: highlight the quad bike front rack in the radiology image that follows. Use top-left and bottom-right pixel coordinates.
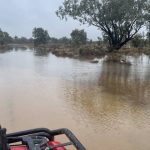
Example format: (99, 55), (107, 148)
(0, 127), (86, 150)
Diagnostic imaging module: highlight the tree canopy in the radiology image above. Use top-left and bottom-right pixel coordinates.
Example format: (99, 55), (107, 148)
(71, 29), (87, 46)
(0, 29), (12, 45)
(56, 0), (150, 51)
(32, 27), (50, 46)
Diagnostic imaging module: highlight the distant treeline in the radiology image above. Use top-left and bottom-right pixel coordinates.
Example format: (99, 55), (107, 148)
(0, 28), (71, 45)
(0, 28), (33, 45)
(0, 27), (150, 49)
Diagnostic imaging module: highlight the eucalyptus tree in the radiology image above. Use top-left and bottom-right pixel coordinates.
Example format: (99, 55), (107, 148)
(32, 27), (50, 46)
(71, 29), (87, 46)
(0, 29), (12, 45)
(56, 0), (150, 51)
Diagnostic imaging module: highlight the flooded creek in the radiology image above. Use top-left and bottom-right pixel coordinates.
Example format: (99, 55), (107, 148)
(0, 48), (150, 150)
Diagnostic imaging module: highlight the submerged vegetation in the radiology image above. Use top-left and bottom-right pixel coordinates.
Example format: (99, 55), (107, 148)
(0, 25), (150, 63)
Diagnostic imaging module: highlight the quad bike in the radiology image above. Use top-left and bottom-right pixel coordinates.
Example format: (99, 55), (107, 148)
(0, 126), (86, 150)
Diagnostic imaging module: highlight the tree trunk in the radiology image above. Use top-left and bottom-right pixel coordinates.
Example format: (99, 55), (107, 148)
(108, 36), (132, 52)
(108, 43), (122, 52)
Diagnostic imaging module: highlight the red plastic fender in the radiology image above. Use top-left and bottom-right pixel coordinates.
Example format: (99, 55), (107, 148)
(10, 141), (67, 150)
(48, 141), (67, 150)
(11, 146), (27, 150)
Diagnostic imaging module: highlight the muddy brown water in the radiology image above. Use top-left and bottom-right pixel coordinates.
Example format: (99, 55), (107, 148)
(0, 48), (150, 150)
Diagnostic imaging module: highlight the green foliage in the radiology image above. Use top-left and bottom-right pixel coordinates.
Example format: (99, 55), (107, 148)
(49, 37), (59, 43)
(58, 37), (71, 44)
(56, 0), (150, 51)
(70, 29), (87, 46)
(49, 37), (71, 44)
(146, 32), (150, 42)
(0, 29), (12, 45)
(146, 21), (150, 45)
(131, 34), (144, 48)
(32, 27), (50, 46)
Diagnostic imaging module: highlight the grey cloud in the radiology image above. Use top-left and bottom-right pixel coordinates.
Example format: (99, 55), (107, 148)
(0, 0), (101, 40)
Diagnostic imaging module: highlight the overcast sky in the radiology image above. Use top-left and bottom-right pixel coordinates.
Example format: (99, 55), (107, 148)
(0, 0), (101, 40)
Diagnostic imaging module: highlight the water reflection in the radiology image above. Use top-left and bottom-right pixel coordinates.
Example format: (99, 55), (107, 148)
(62, 60), (150, 130)
(99, 62), (150, 104)
(0, 45), (28, 54)
(0, 48), (12, 54)
(33, 48), (50, 57)
(0, 48), (150, 150)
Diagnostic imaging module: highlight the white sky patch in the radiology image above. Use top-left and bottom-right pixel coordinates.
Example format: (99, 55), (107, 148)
(0, 0), (101, 40)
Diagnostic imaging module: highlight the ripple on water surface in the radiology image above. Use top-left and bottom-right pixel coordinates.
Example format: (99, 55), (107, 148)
(0, 48), (150, 150)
